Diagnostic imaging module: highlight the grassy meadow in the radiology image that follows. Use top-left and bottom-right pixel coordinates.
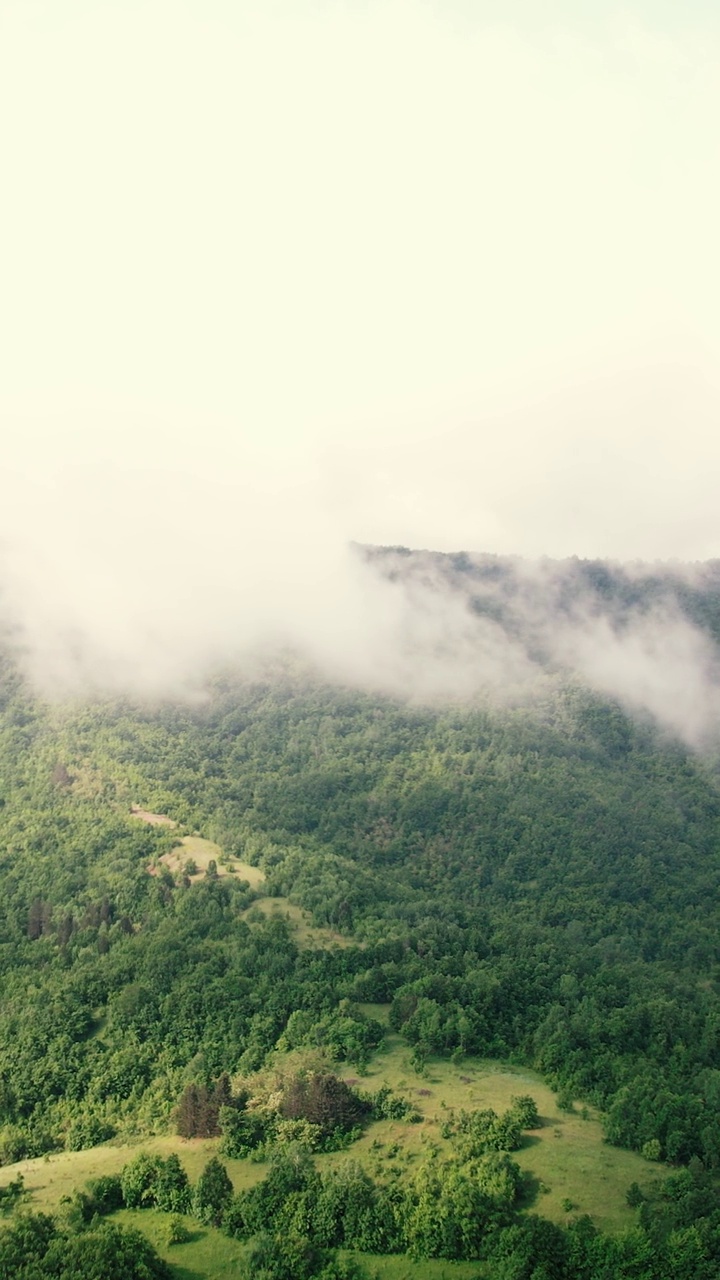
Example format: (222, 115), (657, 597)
(106, 1211), (491, 1280)
(331, 1032), (660, 1234)
(150, 821), (353, 949)
(1, 1027), (660, 1249)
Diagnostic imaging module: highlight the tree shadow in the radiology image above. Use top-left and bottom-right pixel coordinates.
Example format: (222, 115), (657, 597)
(177, 1227), (207, 1244)
(518, 1133), (543, 1150)
(516, 1168), (543, 1210)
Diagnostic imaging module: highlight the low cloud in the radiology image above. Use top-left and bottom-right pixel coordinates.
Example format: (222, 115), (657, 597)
(2, 0), (720, 743)
(558, 603), (720, 748)
(335, 548), (720, 748)
(3, 500), (720, 751)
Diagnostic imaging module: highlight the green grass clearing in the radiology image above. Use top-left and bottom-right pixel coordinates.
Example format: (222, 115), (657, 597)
(153, 834), (266, 889)
(1, 1145), (491, 1279)
(243, 895), (355, 949)
(158, 836), (250, 883)
(0, 1036), (663, 1248)
(347, 1254), (490, 1280)
(0, 1135), (264, 1215)
(114, 1208), (250, 1278)
(110, 1212), (490, 1280)
(329, 1032), (663, 1235)
(130, 807), (177, 827)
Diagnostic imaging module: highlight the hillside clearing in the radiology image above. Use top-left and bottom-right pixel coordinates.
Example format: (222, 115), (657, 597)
(0, 1135), (263, 1214)
(242, 895), (355, 948)
(130, 806), (177, 826)
(331, 1035), (662, 1235)
(113, 1211), (489, 1280)
(146, 831), (352, 948)
(1, 1040), (661, 1239)
(156, 835), (266, 885)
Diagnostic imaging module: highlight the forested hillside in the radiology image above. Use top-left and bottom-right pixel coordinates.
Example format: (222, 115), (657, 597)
(3, 550), (720, 1277)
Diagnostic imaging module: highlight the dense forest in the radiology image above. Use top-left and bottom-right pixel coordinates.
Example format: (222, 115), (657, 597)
(3, 550), (720, 1277)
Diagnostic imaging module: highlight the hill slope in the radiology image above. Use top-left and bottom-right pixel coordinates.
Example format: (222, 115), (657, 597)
(2, 549), (720, 1273)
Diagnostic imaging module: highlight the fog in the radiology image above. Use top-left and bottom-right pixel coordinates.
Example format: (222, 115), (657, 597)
(2, 0), (719, 741)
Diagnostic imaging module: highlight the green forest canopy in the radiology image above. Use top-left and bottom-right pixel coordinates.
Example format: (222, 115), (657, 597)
(2, 549), (720, 1275)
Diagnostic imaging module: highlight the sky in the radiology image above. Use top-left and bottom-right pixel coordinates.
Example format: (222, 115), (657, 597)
(1, 0), (720, 711)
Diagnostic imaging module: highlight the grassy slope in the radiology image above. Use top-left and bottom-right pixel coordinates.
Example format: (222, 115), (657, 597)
(243, 895), (357, 948)
(1, 1031), (660, 1237)
(158, 837), (268, 886)
(141, 813), (356, 949)
(115, 1208), (250, 1279)
(0, 1137), (488, 1279)
(114, 1210), (488, 1280)
(332, 1031), (660, 1234)
(0, 1134), (263, 1212)
(152, 827), (355, 948)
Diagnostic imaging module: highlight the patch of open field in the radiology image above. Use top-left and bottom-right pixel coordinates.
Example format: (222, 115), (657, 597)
(228, 860), (267, 889)
(0, 1135), (264, 1214)
(142, 828), (350, 950)
(243, 895), (355, 949)
(114, 1207), (250, 1278)
(158, 837), (267, 888)
(112, 1212), (490, 1280)
(130, 806), (177, 826)
(1, 1144), (489, 1279)
(1, 1037), (663, 1244)
(332, 1033), (662, 1235)
(348, 1254), (489, 1280)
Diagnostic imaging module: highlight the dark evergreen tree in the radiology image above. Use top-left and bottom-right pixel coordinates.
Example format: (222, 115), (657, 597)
(280, 1073), (370, 1136)
(176, 1082), (201, 1138)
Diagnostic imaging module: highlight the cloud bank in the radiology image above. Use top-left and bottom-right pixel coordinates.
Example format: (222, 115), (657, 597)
(2, 0), (720, 742)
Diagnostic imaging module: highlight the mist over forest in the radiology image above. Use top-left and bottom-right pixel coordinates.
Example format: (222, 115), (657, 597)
(4, 539), (720, 750)
(3, 0), (720, 1275)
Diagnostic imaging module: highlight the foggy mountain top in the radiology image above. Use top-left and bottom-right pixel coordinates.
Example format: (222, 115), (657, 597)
(366, 544), (720, 651)
(357, 546), (720, 747)
(3, 532), (720, 753)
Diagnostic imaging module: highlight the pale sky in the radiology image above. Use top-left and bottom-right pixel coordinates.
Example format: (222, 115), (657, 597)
(1, 0), (720, 691)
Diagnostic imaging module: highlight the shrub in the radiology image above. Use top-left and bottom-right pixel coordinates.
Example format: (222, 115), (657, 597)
(0, 1173), (25, 1215)
(509, 1095), (541, 1129)
(84, 1175), (124, 1215)
(120, 1152), (166, 1209)
(166, 1214), (192, 1245)
(626, 1181), (645, 1208)
(155, 1154), (191, 1214)
(193, 1157), (233, 1226)
(219, 1104), (272, 1158)
(66, 1115), (116, 1151)
(371, 1086), (412, 1121)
